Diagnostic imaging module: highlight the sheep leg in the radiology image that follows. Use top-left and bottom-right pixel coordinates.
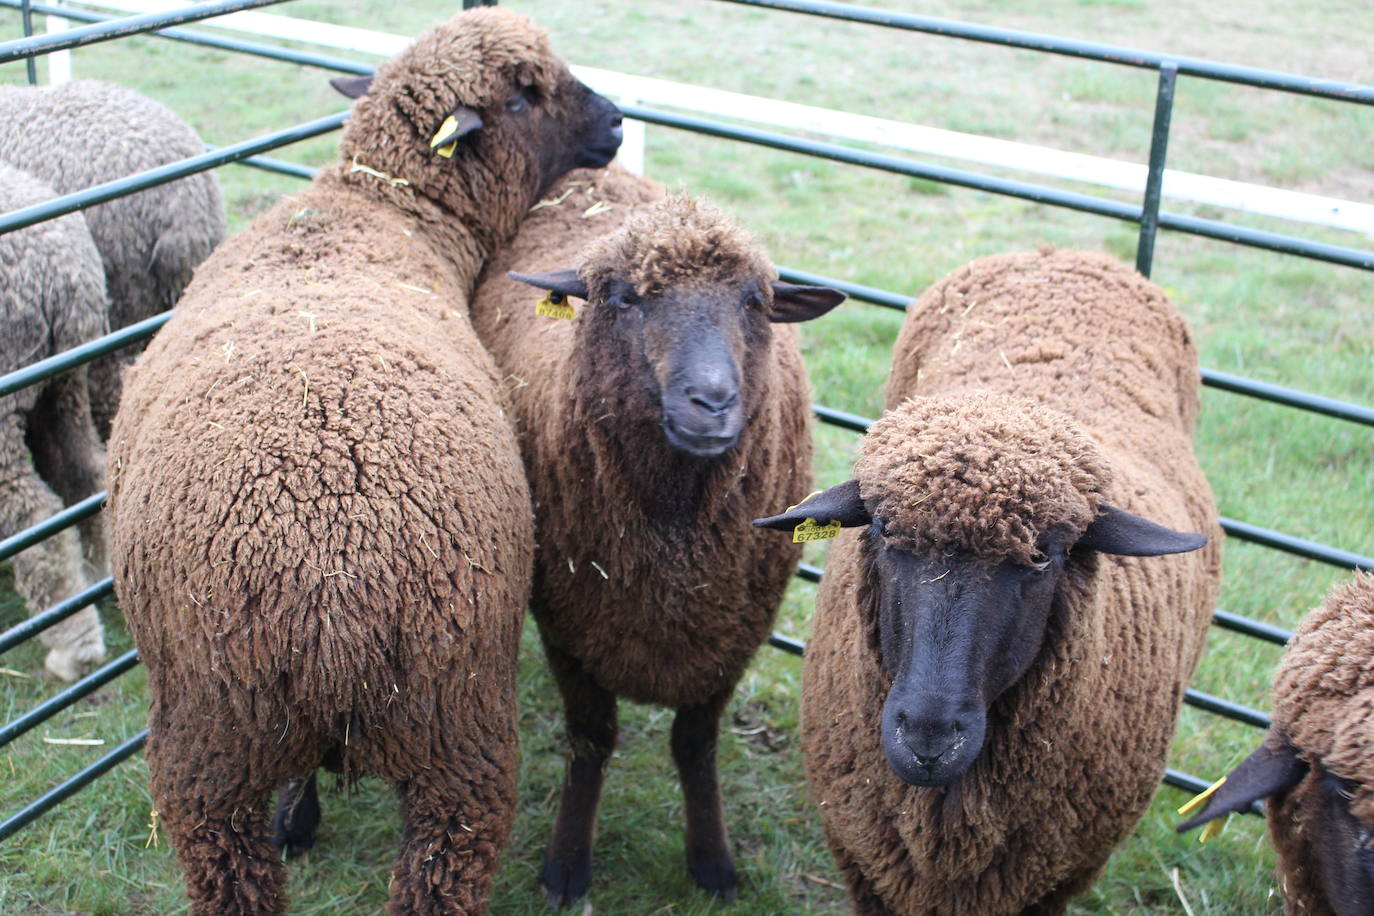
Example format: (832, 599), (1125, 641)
(145, 698), (287, 916)
(25, 369), (108, 578)
(541, 641), (618, 907)
(388, 720), (517, 914)
(0, 408), (103, 681)
(671, 688), (738, 900)
(271, 772), (321, 856)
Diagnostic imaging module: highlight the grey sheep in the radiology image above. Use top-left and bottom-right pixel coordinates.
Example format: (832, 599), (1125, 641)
(0, 79), (226, 437)
(0, 162), (109, 681)
(758, 248), (1222, 914)
(104, 8), (621, 914)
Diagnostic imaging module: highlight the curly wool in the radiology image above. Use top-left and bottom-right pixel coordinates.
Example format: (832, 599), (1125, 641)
(578, 193), (775, 301)
(855, 394), (1109, 565)
(1266, 573), (1374, 914)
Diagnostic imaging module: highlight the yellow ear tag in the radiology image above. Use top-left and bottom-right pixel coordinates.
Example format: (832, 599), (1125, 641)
(793, 518), (841, 543)
(430, 115), (460, 158)
(535, 291), (576, 321)
(1178, 775), (1230, 843)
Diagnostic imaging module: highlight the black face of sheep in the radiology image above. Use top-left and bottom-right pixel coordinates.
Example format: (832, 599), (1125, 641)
(511, 271), (843, 457)
(331, 68), (622, 199)
(1178, 737), (1374, 916)
(755, 482), (1207, 787)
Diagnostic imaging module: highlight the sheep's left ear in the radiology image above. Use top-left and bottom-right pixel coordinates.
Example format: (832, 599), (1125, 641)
(329, 74), (374, 99)
(430, 107), (484, 158)
(768, 281), (847, 323)
(1076, 504), (1208, 557)
(754, 479), (871, 531)
(1177, 736), (1307, 833)
(508, 269), (589, 302)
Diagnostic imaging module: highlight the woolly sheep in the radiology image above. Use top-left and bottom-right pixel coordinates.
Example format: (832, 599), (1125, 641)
(464, 167), (843, 905)
(1179, 571), (1374, 916)
(0, 79), (226, 437)
(756, 248), (1222, 914)
(0, 162), (109, 682)
(104, 9), (622, 914)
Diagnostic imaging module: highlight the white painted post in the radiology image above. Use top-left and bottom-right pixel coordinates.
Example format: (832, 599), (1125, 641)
(45, 0), (72, 84)
(619, 104), (645, 176)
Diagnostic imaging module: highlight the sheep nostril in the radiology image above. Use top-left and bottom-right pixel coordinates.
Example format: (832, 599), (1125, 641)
(688, 389), (738, 416)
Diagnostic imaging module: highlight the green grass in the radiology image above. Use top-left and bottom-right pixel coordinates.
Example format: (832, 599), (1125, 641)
(2, 0), (1372, 912)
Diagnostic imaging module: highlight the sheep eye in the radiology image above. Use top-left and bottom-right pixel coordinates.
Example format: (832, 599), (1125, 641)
(504, 92), (531, 114)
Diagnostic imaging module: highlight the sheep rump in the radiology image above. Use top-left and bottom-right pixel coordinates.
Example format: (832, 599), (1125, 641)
(800, 248), (1222, 914)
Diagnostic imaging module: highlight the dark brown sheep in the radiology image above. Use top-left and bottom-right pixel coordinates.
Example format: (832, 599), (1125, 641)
(468, 167), (843, 905)
(0, 162), (109, 681)
(757, 248), (1222, 914)
(104, 8), (620, 914)
(1179, 572), (1374, 916)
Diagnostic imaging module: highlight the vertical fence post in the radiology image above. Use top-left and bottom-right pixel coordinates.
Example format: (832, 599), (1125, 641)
(1136, 61), (1177, 278)
(20, 0), (37, 83)
(45, 0), (72, 85)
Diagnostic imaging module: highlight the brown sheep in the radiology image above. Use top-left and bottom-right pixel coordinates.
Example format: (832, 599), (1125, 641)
(0, 162), (109, 682)
(104, 8), (621, 914)
(757, 248), (1222, 914)
(468, 167), (844, 905)
(0, 79), (226, 438)
(1179, 571), (1374, 916)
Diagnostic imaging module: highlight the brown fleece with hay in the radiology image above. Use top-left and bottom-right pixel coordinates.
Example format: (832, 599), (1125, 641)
(803, 248), (1222, 914)
(472, 166), (811, 708)
(1267, 572), (1374, 914)
(105, 8), (615, 914)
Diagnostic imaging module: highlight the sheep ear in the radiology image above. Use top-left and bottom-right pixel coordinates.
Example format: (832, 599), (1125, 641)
(768, 281), (847, 323)
(754, 479), (871, 531)
(329, 74), (374, 99)
(1177, 738), (1307, 833)
(430, 107), (483, 157)
(1077, 504), (1208, 557)
(508, 269), (589, 302)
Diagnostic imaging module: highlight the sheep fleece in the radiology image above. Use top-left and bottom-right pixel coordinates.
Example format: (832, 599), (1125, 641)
(1268, 571), (1374, 915)
(803, 249), (1222, 914)
(472, 166), (811, 707)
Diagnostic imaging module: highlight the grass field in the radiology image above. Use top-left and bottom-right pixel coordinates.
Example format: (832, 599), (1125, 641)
(1, 0), (1371, 913)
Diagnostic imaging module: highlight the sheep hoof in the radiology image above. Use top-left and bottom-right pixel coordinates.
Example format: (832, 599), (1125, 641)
(271, 776), (321, 857)
(43, 640), (105, 683)
(689, 853), (738, 902)
(539, 855), (592, 909)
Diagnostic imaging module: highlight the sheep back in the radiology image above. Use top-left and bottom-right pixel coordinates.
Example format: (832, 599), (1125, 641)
(472, 166), (811, 708)
(802, 248), (1221, 914)
(109, 171), (532, 759)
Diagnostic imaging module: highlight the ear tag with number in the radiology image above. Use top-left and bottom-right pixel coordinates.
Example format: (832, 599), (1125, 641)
(431, 115), (460, 158)
(535, 291), (576, 321)
(793, 518), (841, 543)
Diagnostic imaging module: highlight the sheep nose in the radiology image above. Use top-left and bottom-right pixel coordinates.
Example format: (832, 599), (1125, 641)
(687, 386), (739, 416)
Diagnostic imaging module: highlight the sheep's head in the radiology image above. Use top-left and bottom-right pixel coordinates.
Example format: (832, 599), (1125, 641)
(756, 394), (1208, 787)
(510, 195), (844, 457)
(1178, 573), (1374, 915)
(333, 8), (621, 225)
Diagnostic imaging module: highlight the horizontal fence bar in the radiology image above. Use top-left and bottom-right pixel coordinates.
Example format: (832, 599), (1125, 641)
(778, 266), (913, 311)
(1165, 768), (1264, 816)
(225, 149), (319, 180)
(0, 728), (148, 843)
(0, 312), (169, 398)
(0, 649), (139, 750)
(622, 105), (1374, 273)
(0, 492), (104, 564)
(0, 0), (374, 74)
(0, 110), (347, 237)
(1203, 369), (1374, 427)
(1183, 688), (1270, 729)
(1211, 610), (1292, 646)
(0, 578), (112, 656)
(0, 0), (292, 63)
(710, 0), (1374, 106)
(1221, 517), (1373, 572)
